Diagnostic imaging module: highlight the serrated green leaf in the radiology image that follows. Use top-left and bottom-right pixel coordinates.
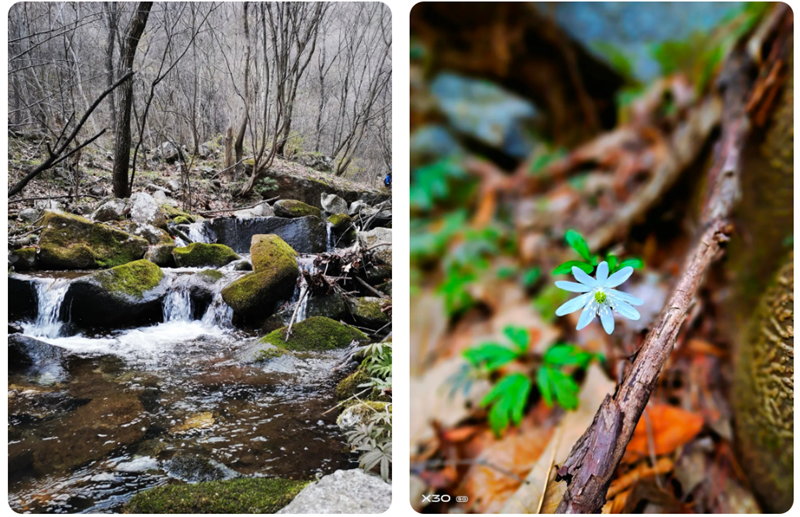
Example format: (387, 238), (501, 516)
(553, 261), (594, 275)
(481, 373), (532, 436)
(543, 343), (594, 368)
(522, 266), (541, 287)
(463, 343), (519, 372)
(503, 326), (529, 353)
(565, 230), (591, 261)
(547, 368), (580, 410)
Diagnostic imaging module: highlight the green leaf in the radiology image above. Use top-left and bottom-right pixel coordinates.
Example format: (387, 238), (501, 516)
(522, 267), (541, 287)
(503, 326), (530, 353)
(480, 373), (532, 436)
(543, 343), (595, 368)
(565, 230), (591, 261)
(617, 257), (644, 271)
(553, 261), (594, 276)
(463, 343), (519, 372)
(537, 367), (554, 407)
(606, 255), (618, 271)
(548, 368), (580, 410)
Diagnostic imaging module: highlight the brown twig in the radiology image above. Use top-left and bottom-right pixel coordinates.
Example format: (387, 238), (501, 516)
(554, 42), (761, 514)
(353, 274), (390, 299)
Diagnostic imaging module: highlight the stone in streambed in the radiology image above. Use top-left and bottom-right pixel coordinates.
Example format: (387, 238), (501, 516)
(129, 192), (168, 229)
(262, 292), (349, 332)
(9, 334), (69, 385)
(9, 247), (37, 271)
(347, 297), (390, 330)
(9, 273), (38, 319)
(357, 228), (392, 266)
(321, 193), (348, 214)
(145, 243), (176, 267)
(277, 469), (390, 514)
(206, 216), (327, 254)
(165, 453), (240, 483)
(221, 235), (299, 321)
(261, 316), (368, 352)
(337, 401), (391, 429)
(92, 198), (128, 222)
(172, 242), (239, 268)
(273, 199), (322, 219)
(38, 210), (150, 269)
(64, 259), (167, 328)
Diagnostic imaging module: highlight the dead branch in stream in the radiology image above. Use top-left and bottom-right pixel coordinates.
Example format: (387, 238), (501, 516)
(554, 10), (790, 512)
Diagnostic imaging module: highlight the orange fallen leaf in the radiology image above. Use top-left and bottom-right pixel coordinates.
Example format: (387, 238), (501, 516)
(602, 489), (631, 514)
(607, 457), (674, 498)
(623, 405), (704, 462)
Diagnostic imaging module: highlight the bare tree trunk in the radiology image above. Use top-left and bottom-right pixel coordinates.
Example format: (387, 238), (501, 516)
(111, 2), (152, 199)
(104, 2), (119, 133)
(233, 2), (251, 179)
(224, 125), (234, 172)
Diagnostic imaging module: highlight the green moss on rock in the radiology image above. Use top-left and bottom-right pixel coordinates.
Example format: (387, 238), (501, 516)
(123, 477), (308, 514)
(172, 243), (239, 268)
(198, 269), (224, 282)
(173, 216), (191, 225)
(95, 259), (164, 298)
(336, 369), (371, 400)
(274, 199), (322, 219)
(254, 346), (287, 362)
(10, 247), (37, 271)
(250, 234), (298, 273)
(38, 210), (149, 269)
(262, 316), (369, 352)
(348, 297), (391, 329)
(327, 213), (352, 230)
(161, 204), (196, 222)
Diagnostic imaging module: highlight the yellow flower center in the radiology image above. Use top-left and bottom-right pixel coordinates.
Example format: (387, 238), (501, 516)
(594, 290), (607, 304)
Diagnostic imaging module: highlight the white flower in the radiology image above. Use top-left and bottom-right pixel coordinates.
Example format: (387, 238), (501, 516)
(554, 261), (644, 335)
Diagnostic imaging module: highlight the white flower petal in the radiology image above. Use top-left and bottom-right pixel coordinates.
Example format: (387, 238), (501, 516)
(576, 300), (598, 330)
(595, 261), (609, 284)
(555, 281), (592, 293)
(599, 305), (615, 334)
(607, 289), (644, 306)
(605, 266), (634, 288)
(613, 300), (641, 321)
(555, 293), (591, 316)
(572, 267), (597, 288)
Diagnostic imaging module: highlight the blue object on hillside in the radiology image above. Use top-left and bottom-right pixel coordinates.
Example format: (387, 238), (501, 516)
(384, 171), (391, 188)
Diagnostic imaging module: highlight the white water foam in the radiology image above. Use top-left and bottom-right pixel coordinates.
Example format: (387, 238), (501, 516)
(25, 278), (71, 338)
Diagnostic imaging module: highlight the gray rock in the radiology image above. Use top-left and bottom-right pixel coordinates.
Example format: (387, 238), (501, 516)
(34, 199), (64, 211)
(152, 189), (170, 204)
(89, 185), (106, 197)
(234, 202), (274, 219)
(145, 244), (176, 267)
(410, 125), (464, 170)
(357, 207), (392, 230)
(348, 200), (371, 216)
(167, 179), (181, 191)
(295, 152), (334, 172)
(197, 143), (212, 159)
(129, 192), (167, 228)
(92, 198), (128, 222)
(165, 453), (240, 483)
(321, 193), (348, 215)
(8, 334), (69, 385)
(231, 259), (253, 271)
(158, 141), (181, 163)
(128, 222), (172, 245)
(206, 216), (327, 254)
(9, 248), (37, 271)
(357, 228), (391, 266)
(277, 469), (391, 514)
(18, 208), (39, 223)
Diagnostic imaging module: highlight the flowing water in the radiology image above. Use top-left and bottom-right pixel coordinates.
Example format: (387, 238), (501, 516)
(9, 259), (357, 512)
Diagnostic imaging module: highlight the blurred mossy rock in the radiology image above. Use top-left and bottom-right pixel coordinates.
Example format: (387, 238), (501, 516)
(727, 44), (793, 514)
(221, 235), (299, 321)
(145, 243), (176, 268)
(376, 280), (392, 297)
(336, 368), (372, 400)
(38, 210), (149, 269)
(9, 247), (37, 271)
(347, 297), (391, 330)
(129, 192), (168, 229)
(9, 274), (37, 319)
(261, 316), (369, 352)
(64, 259), (167, 328)
(321, 193), (348, 214)
(357, 228), (392, 266)
(273, 199), (322, 219)
(124, 477), (307, 514)
(172, 242), (239, 268)
(92, 198), (128, 222)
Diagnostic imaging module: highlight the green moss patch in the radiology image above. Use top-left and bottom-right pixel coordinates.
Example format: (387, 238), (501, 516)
(250, 234), (298, 273)
(254, 346), (287, 362)
(172, 243), (239, 268)
(161, 204), (196, 222)
(262, 316), (369, 352)
(327, 213), (352, 230)
(38, 210), (149, 269)
(123, 477), (308, 514)
(274, 199), (322, 219)
(173, 216), (191, 225)
(336, 369), (371, 400)
(197, 269), (224, 282)
(94, 259), (164, 298)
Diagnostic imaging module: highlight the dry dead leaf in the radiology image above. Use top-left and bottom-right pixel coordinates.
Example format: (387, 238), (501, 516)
(602, 489), (631, 514)
(499, 364), (616, 513)
(623, 404), (704, 462)
(607, 457), (674, 498)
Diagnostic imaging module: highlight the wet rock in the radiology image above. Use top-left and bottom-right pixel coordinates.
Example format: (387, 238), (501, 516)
(221, 235), (299, 321)
(234, 202), (274, 219)
(327, 213), (352, 231)
(264, 293), (349, 332)
(431, 72), (540, 159)
(207, 216), (327, 254)
(126, 222), (173, 245)
(65, 259), (168, 328)
(129, 192), (168, 229)
(9, 334), (69, 385)
(357, 228), (392, 266)
(116, 456), (159, 473)
(92, 198), (128, 222)
(172, 242), (239, 268)
(9, 247), (37, 271)
(170, 412), (215, 434)
(274, 199), (322, 219)
(144, 243), (176, 267)
(321, 193), (348, 214)
(125, 478), (307, 514)
(38, 210), (150, 269)
(277, 469), (391, 514)
(231, 259), (252, 271)
(261, 316), (369, 352)
(18, 207), (39, 223)
(9, 274), (38, 319)
(347, 297), (391, 330)
(328, 213), (356, 247)
(364, 264), (391, 284)
(166, 453), (240, 483)
(337, 401), (391, 429)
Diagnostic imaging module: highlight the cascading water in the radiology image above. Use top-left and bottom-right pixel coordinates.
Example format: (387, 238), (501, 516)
(187, 221), (215, 244)
(290, 257), (319, 324)
(27, 278), (71, 338)
(326, 222), (334, 252)
(162, 285), (193, 322)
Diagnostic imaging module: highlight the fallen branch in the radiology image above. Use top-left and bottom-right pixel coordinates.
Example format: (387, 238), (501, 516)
(554, 41), (765, 514)
(353, 274), (390, 299)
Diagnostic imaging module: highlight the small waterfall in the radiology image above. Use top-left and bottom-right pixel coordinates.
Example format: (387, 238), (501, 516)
(29, 278), (71, 338)
(201, 293), (234, 327)
(162, 287), (193, 322)
(188, 222), (214, 244)
(326, 222), (334, 252)
(291, 257), (318, 324)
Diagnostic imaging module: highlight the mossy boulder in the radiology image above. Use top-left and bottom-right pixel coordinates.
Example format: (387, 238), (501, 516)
(261, 316), (369, 352)
(347, 297), (390, 330)
(64, 260), (167, 328)
(9, 247), (37, 271)
(221, 236), (299, 321)
(38, 210), (150, 269)
(250, 234), (298, 273)
(376, 280), (392, 297)
(274, 199), (322, 219)
(173, 216), (191, 224)
(327, 213), (352, 230)
(337, 401), (391, 428)
(336, 369), (372, 400)
(197, 269), (224, 282)
(161, 204), (196, 223)
(172, 243), (240, 268)
(124, 477), (308, 514)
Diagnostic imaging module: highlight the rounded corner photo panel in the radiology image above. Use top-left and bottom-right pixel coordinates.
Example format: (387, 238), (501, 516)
(7, 2), (392, 513)
(410, 2), (793, 515)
